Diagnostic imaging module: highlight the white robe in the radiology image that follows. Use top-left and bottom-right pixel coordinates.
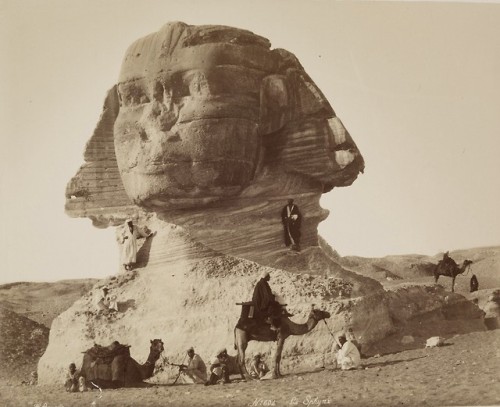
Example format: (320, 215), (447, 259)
(116, 224), (148, 265)
(337, 340), (361, 370)
(181, 354), (207, 384)
(94, 290), (118, 311)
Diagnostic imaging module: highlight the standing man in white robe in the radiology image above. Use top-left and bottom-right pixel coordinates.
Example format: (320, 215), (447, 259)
(116, 220), (153, 271)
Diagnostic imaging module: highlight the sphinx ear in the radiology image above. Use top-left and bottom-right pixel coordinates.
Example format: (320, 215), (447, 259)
(259, 75), (291, 135)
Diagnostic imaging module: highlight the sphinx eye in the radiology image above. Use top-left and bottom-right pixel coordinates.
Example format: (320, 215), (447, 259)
(118, 82), (150, 107)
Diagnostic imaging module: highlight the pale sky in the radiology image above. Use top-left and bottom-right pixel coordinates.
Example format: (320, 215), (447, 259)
(1, 0), (499, 284)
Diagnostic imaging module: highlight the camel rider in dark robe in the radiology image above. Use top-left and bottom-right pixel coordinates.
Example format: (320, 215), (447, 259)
(252, 271), (285, 330)
(442, 251), (457, 267)
(281, 199), (302, 251)
(440, 251), (458, 273)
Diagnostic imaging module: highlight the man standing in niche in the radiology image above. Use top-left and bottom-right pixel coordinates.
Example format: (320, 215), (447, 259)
(281, 199), (301, 251)
(116, 220), (153, 271)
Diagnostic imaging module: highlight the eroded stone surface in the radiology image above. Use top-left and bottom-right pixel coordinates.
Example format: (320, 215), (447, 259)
(51, 22), (380, 384)
(38, 220), (390, 384)
(66, 22), (363, 223)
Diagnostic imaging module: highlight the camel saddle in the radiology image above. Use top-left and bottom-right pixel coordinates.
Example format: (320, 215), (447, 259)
(84, 341), (131, 365)
(236, 301), (290, 320)
(235, 317), (278, 341)
(437, 256), (458, 274)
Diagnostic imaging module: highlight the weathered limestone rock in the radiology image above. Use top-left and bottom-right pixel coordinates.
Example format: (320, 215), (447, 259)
(426, 336), (445, 347)
(38, 219), (392, 384)
(484, 289), (500, 329)
(42, 22), (399, 384)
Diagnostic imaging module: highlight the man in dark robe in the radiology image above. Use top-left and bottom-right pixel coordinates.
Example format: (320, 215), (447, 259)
(442, 251), (457, 267)
(281, 199), (302, 251)
(470, 274), (479, 292)
(439, 251), (458, 274)
(252, 271), (282, 330)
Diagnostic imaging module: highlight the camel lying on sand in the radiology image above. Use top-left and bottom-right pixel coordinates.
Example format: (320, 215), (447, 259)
(80, 339), (164, 388)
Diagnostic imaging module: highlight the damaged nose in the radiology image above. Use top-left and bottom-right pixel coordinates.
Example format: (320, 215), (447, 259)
(140, 100), (179, 135)
(151, 82), (179, 131)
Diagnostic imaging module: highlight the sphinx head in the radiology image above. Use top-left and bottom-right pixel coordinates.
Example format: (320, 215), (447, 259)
(66, 22), (364, 223)
(114, 23), (271, 209)
(113, 22), (363, 210)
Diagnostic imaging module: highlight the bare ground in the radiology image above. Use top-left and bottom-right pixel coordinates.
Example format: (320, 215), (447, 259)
(1, 329), (499, 407)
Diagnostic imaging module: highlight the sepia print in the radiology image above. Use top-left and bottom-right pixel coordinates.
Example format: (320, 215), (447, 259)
(1, 1), (499, 406)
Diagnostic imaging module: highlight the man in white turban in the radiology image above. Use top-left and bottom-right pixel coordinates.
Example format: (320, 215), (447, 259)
(336, 334), (361, 370)
(180, 347), (207, 384)
(205, 348), (230, 385)
(252, 271), (283, 330)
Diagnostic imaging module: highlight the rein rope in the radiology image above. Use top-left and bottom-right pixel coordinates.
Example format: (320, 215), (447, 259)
(321, 301), (374, 346)
(322, 319), (337, 338)
(162, 353), (187, 386)
(322, 319), (343, 347)
(458, 263), (473, 277)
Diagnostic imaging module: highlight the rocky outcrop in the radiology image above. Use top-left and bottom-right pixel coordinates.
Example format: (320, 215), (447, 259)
(0, 308), (49, 382)
(483, 289), (500, 329)
(385, 284), (485, 324)
(38, 220), (391, 384)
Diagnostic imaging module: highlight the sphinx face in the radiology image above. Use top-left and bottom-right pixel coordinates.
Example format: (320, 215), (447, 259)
(110, 23), (364, 212)
(114, 26), (268, 209)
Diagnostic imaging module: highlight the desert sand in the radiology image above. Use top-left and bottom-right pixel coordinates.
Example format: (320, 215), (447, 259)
(1, 329), (499, 407)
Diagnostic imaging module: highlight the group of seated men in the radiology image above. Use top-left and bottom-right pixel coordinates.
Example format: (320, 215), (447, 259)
(180, 347), (270, 385)
(63, 347), (270, 392)
(64, 334), (359, 392)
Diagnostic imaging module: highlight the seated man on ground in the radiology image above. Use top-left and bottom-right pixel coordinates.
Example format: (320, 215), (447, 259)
(94, 286), (118, 314)
(21, 371), (38, 386)
(64, 363), (85, 392)
(335, 334), (361, 371)
(205, 348), (230, 385)
(29, 371), (38, 386)
(180, 347), (207, 384)
(249, 353), (269, 379)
